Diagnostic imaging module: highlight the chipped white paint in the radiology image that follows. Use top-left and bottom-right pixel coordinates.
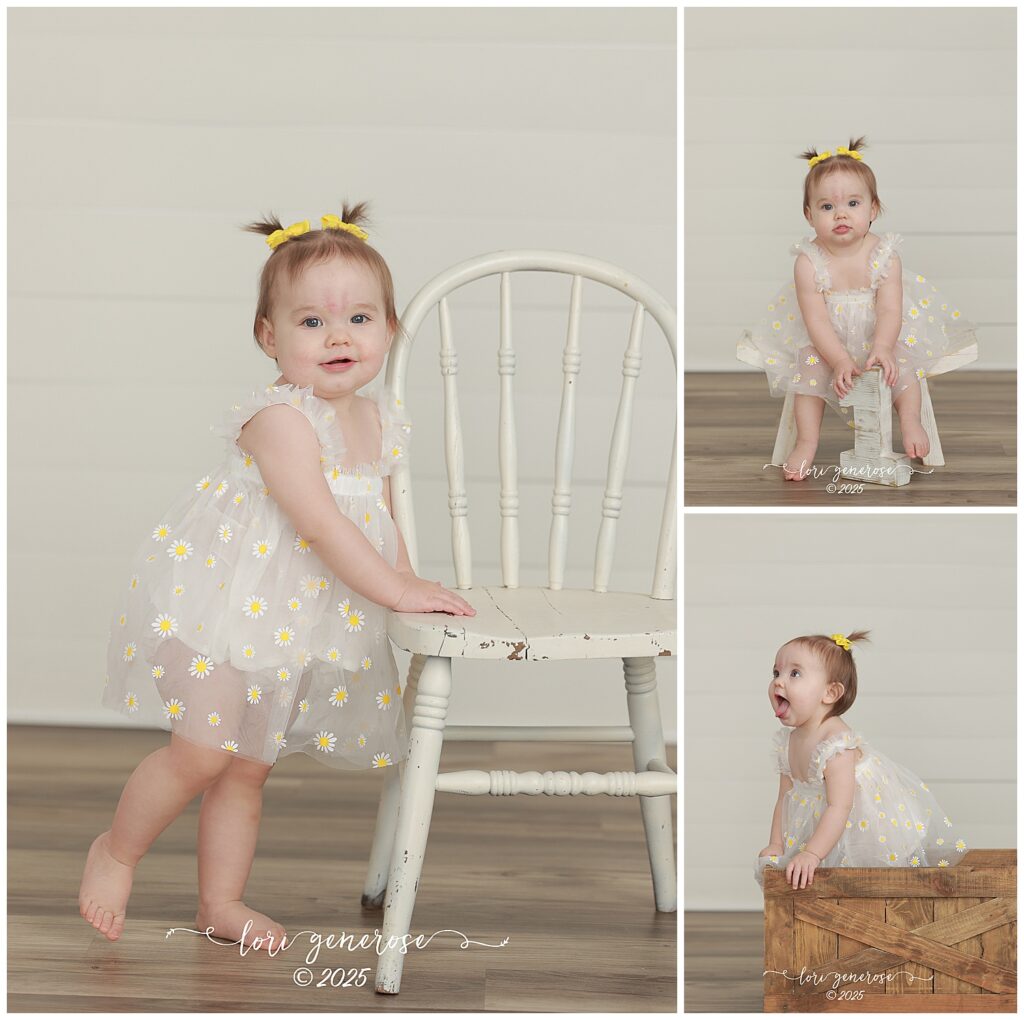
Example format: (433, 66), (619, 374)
(370, 252), (677, 994)
(838, 367), (912, 486)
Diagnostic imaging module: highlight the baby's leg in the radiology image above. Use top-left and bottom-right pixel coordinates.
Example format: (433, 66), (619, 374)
(79, 734), (235, 941)
(784, 394), (825, 481)
(194, 756), (287, 951)
(892, 376), (930, 458)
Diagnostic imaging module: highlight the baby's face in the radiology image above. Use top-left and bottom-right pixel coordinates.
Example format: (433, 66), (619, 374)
(258, 256), (392, 401)
(804, 169), (878, 250)
(768, 642), (832, 727)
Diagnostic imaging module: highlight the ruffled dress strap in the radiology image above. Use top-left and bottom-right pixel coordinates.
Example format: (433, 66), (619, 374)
(810, 729), (864, 783)
(868, 232), (904, 290)
(790, 236), (831, 293)
(210, 382), (347, 467)
(771, 727), (792, 777)
(372, 384), (413, 476)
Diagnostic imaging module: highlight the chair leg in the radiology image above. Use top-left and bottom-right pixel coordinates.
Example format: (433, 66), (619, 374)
(771, 389), (797, 467)
(375, 654), (452, 995)
(361, 654), (425, 909)
(623, 657), (676, 912)
(919, 377), (945, 467)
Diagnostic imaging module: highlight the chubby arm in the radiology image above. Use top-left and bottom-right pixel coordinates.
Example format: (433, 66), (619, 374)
(239, 404), (409, 610)
(871, 253), (903, 353)
(381, 475), (414, 577)
(804, 749), (857, 861)
(794, 254), (851, 369)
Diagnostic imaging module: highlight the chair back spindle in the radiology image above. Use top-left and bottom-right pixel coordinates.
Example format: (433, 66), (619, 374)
(497, 272), (520, 588)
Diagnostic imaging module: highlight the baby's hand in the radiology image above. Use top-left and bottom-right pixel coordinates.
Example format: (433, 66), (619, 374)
(758, 844), (783, 860)
(831, 358), (861, 399)
(785, 850), (820, 889)
(864, 348), (898, 387)
(392, 574), (476, 616)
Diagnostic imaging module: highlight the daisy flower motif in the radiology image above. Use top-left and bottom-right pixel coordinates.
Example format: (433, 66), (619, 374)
(372, 753), (393, 768)
(119, 613), (127, 626)
(786, 312), (795, 321)
(242, 644), (256, 659)
(808, 379), (817, 387)
(804, 354), (819, 366)
(246, 685), (262, 705)
(195, 475), (212, 493)
(317, 577), (330, 594)
(357, 733), (367, 748)
(920, 782), (929, 792)
(951, 310), (961, 319)
(344, 609), (366, 633)
(276, 686), (292, 708)
(907, 306), (920, 319)
(287, 597), (302, 612)
(956, 839), (967, 852)
(207, 712), (222, 726)
(771, 320), (782, 332)
(215, 480), (228, 497)
(887, 852), (899, 864)
(792, 373), (802, 384)
(916, 274), (926, 283)
(242, 596), (268, 619)
(765, 356), (777, 366)
(221, 740), (239, 753)
(919, 296), (930, 308)
(276, 667), (292, 683)
(944, 816), (953, 827)
(878, 835), (887, 844)
(903, 335), (918, 347)
(163, 699), (186, 721)
(152, 524), (171, 542)
(151, 613), (178, 639)
(915, 821), (925, 832)
(129, 574), (140, 590)
(274, 626), (296, 647)
(330, 686), (349, 707)
(232, 492), (245, 506)
(376, 690), (393, 710)
(361, 656), (373, 671)
(916, 368), (926, 379)
(769, 855), (779, 864)
(122, 641), (137, 662)
(767, 303), (775, 312)
(151, 665), (165, 679)
(786, 836), (795, 848)
(242, 453), (255, 468)
(376, 496), (388, 512)
(390, 444), (404, 459)
(325, 647), (341, 663)
(172, 584), (185, 597)
(910, 855), (921, 867)
(298, 699), (310, 714)
(189, 655), (215, 679)
(205, 555), (217, 569)
(298, 650), (313, 668)
(936, 837), (945, 846)
(217, 524), (233, 543)
(167, 539), (194, 562)
(124, 692), (140, 713)
(300, 575), (321, 598)
(252, 538), (273, 559)
(313, 731), (337, 753)
(938, 859), (950, 867)
(858, 819), (869, 831)
(294, 534), (312, 553)
(364, 511), (372, 527)
(273, 732), (287, 748)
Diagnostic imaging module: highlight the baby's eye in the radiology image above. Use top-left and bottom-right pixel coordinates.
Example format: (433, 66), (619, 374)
(771, 669), (779, 679)
(849, 200), (859, 207)
(790, 669), (801, 678)
(302, 317), (322, 328)
(351, 314), (368, 324)
(822, 203), (833, 211)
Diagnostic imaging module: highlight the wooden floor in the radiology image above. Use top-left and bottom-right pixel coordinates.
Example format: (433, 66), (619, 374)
(684, 911), (764, 1012)
(684, 371), (1016, 506)
(8, 725), (677, 1012)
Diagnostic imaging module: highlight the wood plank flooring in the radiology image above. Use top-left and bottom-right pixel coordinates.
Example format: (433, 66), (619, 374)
(8, 725), (677, 1012)
(684, 371), (1016, 506)
(684, 911), (764, 1012)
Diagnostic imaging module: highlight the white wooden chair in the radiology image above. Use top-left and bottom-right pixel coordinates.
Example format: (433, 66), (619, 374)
(361, 251), (676, 994)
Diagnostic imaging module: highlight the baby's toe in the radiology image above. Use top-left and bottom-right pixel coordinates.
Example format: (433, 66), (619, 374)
(107, 914), (126, 940)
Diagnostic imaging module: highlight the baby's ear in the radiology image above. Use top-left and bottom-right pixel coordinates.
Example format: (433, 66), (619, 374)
(256, 317), (276, 358)
(825, 680), (845, 704)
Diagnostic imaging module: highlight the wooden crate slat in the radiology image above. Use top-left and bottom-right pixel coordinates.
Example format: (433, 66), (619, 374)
(764, 991), (1017, 1012)
(763, 890), (793, 996)
(885, 896), (934, 994)
(766, 865), (1015, 899)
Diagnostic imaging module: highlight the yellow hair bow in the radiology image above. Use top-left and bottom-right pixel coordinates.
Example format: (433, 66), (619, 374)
(807, 150), (832, 169)
(836, 146), (863, 161)
(321, 214), (369, 241)
(830, 633), (852, 651)
(266, 220), (310, 250)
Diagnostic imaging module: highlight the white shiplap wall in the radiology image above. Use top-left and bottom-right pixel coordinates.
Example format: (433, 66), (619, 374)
(685, 514), (1016, 910)
(9, 8), (677, 736)
(684, 7), (1016, 372)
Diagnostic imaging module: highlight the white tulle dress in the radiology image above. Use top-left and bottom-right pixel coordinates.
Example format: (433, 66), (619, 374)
(737, 232), (979, 420)
(755, 726), (969, 888)
(101, 380), (413, 771)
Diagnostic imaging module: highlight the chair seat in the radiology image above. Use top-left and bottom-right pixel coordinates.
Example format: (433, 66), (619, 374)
(386, 586), (675, 661)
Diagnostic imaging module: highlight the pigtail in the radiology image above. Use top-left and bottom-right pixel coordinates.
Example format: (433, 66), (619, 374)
(333, 199), (372, 233)
(797, 145), (819, 163)
(847, 136), (867, 155)
(845, 630), (871, 646)
(240, 213), (285, 238)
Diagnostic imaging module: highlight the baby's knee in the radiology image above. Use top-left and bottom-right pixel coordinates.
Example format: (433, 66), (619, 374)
(224, 756), (274, 788)
(167, 733), (235, 787)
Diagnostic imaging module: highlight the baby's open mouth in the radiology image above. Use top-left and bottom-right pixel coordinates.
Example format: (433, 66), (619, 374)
(773, 693), (790, 718)
(323, 358), (353, 364)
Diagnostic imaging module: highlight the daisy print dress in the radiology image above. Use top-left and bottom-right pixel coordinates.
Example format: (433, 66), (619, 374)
(737, 233), (979, 420)
(755, 726), (969, 888)
(101, 381), (413, 771)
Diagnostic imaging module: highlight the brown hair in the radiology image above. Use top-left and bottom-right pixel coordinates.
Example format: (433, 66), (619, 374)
(240, 200), (404, 360)
(787, 630), (870, 721)
(797, 136), (884, 222)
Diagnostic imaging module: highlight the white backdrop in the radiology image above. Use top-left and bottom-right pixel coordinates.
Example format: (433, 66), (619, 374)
(684, 513), (1016, 909)
(8, 8), (677, 735)
(684, 6), (1016, 372)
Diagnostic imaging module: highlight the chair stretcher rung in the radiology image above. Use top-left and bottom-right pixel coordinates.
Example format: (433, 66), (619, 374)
(439, 724), (635, 742)
(435, 767), (677, 797)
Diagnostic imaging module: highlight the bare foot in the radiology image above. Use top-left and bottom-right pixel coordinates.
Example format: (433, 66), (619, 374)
(195, 900), (288, 951)
(782, 439), (818, 481)
(900, 417), (931, 459)
(79, 831), (135, 941)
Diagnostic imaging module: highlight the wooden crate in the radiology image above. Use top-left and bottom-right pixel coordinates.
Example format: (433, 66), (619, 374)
(763, 849), (1016, 1012)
